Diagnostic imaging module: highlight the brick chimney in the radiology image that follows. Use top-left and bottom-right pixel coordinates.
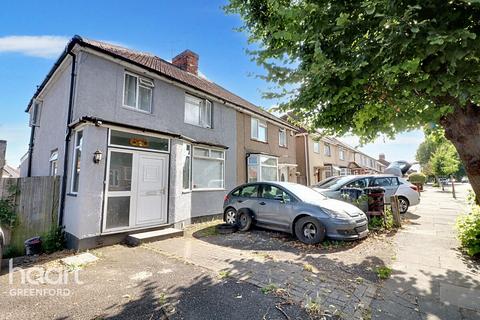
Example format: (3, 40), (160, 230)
(172, 50), (199, 75)
(379, 153), (386, 161)
(0, 140), (6, 170)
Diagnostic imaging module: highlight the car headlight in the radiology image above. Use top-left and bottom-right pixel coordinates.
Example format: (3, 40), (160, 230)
(322, 208), (350, 220)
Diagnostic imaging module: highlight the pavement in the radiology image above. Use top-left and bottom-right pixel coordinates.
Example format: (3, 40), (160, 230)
(371, 184), (480, 319)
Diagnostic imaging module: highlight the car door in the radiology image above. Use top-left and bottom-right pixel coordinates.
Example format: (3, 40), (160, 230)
(256, 184), (293, 231)
(369, 177), (399, 202)
(235, 184), (261, 212)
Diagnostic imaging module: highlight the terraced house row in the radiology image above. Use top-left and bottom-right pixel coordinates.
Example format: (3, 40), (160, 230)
(21, 36), (384, 249)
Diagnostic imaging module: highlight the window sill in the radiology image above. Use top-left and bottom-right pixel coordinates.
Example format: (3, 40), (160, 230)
(279, 145), (288, 149)
(185, 122), (212, 130)
(67, 193), (77, 197)
(121, 105), (153, 115)
(192, 188), (226, 192)
(250, 138), (268, 144)
(182, 189), (192, 194)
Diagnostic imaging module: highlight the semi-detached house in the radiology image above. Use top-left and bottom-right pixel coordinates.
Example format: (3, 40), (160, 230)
(23, 35), (297, 249)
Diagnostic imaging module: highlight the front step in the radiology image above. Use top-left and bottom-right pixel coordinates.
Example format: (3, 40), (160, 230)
(126, 228), (184, 246)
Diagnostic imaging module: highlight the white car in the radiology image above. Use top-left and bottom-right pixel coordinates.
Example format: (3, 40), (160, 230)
(312, 175), (420, 213)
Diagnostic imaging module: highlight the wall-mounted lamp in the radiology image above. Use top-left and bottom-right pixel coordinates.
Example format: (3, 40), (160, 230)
(93, 150), (103, 163)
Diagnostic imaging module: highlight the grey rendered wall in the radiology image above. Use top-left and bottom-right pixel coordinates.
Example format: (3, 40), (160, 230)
(66, 51), (236, 238)
(30, 60), (72, 177)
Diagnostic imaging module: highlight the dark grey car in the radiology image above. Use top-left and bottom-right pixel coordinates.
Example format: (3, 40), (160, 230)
(223, 182), (368, 244)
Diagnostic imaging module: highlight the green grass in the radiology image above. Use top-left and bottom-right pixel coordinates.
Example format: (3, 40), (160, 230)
(260, 283), (278, 295)
(218, 270), (231, 279)
(303, 263), (314, 272)
(376, 266), (393, 279)
(305, 299), (322, 316)
(195, 225), (219, 237)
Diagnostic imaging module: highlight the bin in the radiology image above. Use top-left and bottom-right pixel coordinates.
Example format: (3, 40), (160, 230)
(364, 187), (385, 217)
(24, 237), (42, 256)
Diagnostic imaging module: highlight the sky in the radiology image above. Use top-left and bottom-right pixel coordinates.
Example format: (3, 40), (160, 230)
(0, 0), (423, 168)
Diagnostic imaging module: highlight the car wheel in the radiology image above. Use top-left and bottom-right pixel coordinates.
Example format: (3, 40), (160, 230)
(398, 197), (409, 214)
(216, 223), (237, 234)
(224, 208), (237, 225)
(294, 216), (326, 245)
(236, 210), (252, 232)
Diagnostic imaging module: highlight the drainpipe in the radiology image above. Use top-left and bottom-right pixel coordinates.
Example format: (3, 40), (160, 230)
(59, 52), (77, 226)
(304, 135), (310, 186)
(26, 126), (35, 177)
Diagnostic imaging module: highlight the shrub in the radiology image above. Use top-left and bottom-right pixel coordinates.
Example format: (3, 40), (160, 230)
(41, 225), (66, 254)
(368, 207), (394, 230)
(408, 172), (427, 185)
(456, 205), (480, 257)
(376, 266), (392, 279)
(0, 199), (17, 228)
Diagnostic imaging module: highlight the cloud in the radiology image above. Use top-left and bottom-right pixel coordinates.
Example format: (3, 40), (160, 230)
(0, 35), (69, 58)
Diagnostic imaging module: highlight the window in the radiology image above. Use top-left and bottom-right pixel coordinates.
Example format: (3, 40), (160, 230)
(239, 185), (259, 198)
(109, 130), (169, 152)
(260, 184), (292, 202)
(313, 141), (320, 153)
(71, 130), (83, 193)
(184, 94), (212, 128)
(340, 168), (349, 176)
(346, 178), (370, 189)
(339, 149), (345, 160)
(183, 145), (191, 190)
(251, 117), (267, 142)
(247, 154), (278, 182)
(279, 129), (287, 147)
(49, 150), (58, 176)
(192, 147), (225, 189)
(324, 143), (331, 156)
(371, 177), (399, 187)
(123, 72), (154, 112)
(30, 100), (41, 127)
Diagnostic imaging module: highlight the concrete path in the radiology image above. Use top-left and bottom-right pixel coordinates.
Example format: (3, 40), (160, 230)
(372, 184), (480, 319)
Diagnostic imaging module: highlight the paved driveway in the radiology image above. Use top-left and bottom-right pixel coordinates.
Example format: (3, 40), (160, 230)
(372, 184), (480, 319)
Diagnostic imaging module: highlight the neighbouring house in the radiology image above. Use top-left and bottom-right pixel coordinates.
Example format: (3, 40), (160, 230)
(0, 140), (20, 178)
(236, 111), (297, 184)
(24, 35), (290, 249)
(378, 153), (391, 167)
(293, 127), (386, 185)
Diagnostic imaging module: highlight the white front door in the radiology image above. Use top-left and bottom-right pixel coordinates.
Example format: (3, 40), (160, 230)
(104, 149), (169, 232)
(135, 153), (168, 226)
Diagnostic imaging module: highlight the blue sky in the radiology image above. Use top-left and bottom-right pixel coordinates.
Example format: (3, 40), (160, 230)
(0, 0), (423, 167)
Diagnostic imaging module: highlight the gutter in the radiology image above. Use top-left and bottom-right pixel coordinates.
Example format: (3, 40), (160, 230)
(26, 125), (35, 177)
(58, 52), (77, 226)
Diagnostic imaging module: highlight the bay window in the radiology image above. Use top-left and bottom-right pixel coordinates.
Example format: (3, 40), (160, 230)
(247, 154), (278, 182)
(123, 72), (154, 112)
(184, 94), (212, 128)
(251, 117), (267, 142)
(192, 147), (224, 189)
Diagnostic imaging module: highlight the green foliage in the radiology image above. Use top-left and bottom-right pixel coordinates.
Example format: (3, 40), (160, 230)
(376, 266), (392, 279)
(368, 207), (394, 230)
(225, 1), (480, 141)
(0, 199), (17, 228)
(3, 245), (23, 258)
(408, 172), (427, 184)
(430, 143), (460, 178)
(456, 204), (480, 257)
(41, 225), (66, 254)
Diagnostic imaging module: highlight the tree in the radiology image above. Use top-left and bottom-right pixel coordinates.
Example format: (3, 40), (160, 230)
(225, 0), (480, 200)
(430, 143), (460, 191)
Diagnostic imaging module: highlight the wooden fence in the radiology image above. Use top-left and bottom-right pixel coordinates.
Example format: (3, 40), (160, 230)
(0, 176), (60, 254)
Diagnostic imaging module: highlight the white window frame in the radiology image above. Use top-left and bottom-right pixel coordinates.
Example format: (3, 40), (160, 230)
(122, 71), (154, 113)
(184, 94), (212, 128)
(183, 144), (192, 191)
(192, 146), (225, 191)
(247, 154), (278, 182)
(279, 129), (287, 147)
(70, 130), (83, 194)
(251, 117), (267, 142)
(49, 150), (58, 176)
(313, 141), (320, 153)
(324, 143), (331, 157)
(30, 100), (42, 127)
(339, 148), (345, 161)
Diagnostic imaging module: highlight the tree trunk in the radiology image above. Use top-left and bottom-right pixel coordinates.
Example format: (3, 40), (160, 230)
(440, 102), (480, 204)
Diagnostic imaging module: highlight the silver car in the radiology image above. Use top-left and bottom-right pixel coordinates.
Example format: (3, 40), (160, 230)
(223, 182), (368, 244)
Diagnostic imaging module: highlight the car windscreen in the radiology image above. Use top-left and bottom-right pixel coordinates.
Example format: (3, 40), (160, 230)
(283, 184), (328, 202)
(316, 176), (355, 190)
(312, 176), (340, 188)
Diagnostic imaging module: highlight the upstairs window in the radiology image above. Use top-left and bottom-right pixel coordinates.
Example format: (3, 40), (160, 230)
(313, 141), (320, 153)
(184, 94), (212, 128)
(123, 72), (154, 112)
(339, 149), (345, 160)
(324, 143), (331, 157)
(30, 100), (42, 127)
(279, 129), (287, 147)
(251, 117), (267, 142)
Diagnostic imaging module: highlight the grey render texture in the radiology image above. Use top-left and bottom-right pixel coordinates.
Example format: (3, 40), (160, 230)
(27, 41), (241, 248)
